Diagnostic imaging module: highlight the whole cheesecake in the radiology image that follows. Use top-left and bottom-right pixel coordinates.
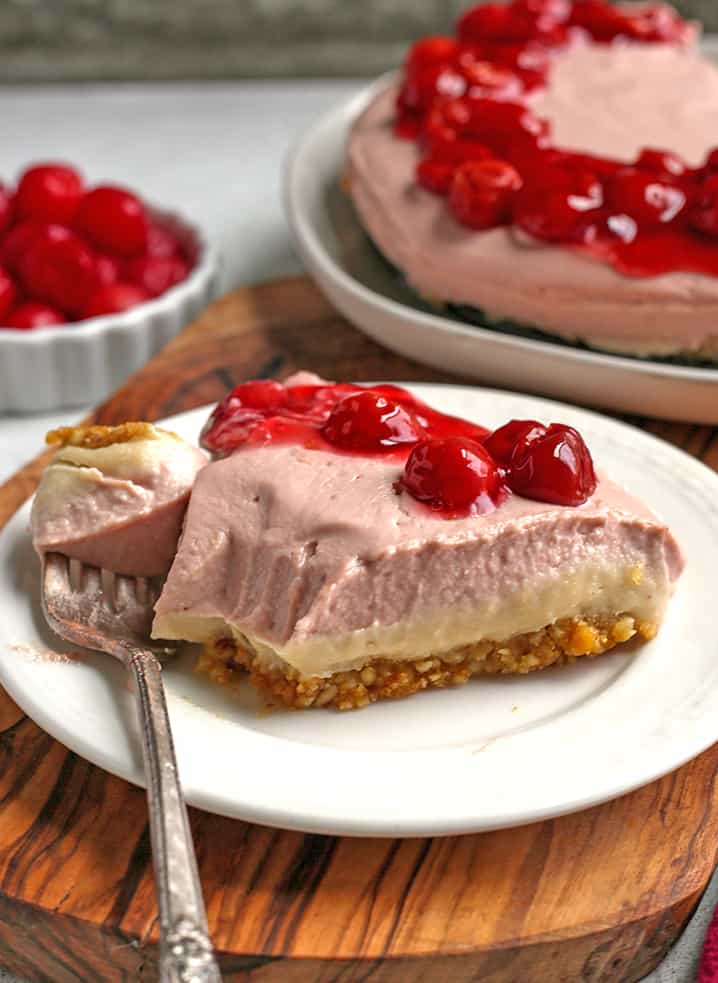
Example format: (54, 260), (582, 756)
(345, 0), (718, 360)
(152, 374), (683, 711)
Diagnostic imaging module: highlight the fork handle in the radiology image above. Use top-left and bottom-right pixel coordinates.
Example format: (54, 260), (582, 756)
(129, 648), (222, 983)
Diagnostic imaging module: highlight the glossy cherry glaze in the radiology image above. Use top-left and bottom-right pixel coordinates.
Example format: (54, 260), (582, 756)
(201, 381), (597, 516)
(397, 1), (718, 278)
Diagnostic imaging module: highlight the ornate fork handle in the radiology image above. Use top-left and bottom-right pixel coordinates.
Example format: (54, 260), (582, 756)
(129, 647), (222, 983)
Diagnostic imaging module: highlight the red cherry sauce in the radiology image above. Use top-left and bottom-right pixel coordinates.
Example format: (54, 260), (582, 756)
(398, 1), (718, 279)
(200, 380), (597, 517)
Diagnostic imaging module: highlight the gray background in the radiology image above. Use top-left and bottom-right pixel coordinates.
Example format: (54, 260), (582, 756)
(1, 0), (716, 82)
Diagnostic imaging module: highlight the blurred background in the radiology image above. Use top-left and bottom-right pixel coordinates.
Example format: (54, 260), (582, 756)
(1, 0), (714, 82)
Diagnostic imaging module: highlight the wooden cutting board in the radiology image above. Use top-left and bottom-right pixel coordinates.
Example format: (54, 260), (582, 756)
(1, 276), (718, 983)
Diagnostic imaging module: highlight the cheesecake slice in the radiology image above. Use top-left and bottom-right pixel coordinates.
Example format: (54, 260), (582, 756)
(32, 423), (206, 577)
(152, 375), (683, 710)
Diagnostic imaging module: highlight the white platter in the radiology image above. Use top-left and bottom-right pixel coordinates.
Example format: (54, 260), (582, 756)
(284, 78), (718, 424)
(1, 385), (717, 837)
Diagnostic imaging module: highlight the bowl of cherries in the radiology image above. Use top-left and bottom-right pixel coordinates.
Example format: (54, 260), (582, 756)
(0, 162), (219, 411)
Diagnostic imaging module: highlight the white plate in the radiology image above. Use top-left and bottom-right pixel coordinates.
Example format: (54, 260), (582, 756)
(1, 386), (717, 837)
(284, 78), (718, 425)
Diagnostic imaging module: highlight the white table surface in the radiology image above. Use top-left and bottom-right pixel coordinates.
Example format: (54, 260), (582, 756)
(0, 80), (714, 983)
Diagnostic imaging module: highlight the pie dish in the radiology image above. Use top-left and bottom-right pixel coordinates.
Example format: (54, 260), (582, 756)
(150, 373), (682, 710)
(344, 0), (718, 362)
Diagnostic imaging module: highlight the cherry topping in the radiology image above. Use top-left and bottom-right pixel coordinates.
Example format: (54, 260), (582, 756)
(689, 175), (718, 238)
(450, 158), (523, 229)
(407, 36), (461, 72)
(15, 163), (84, 225)
(483, 419), (546, 466)
(515, 184), (601, 243)
(229, 379), (289, 410)
(75, 186), (148, 257)
(507, 423), (597, 505)
(4, 301), (65, 330)
(125, 255), (190, 297)
(417, 158), (457, 196)
(606, 169), (686, 227)
(402, 436), (506, 515)
(322, 391), (421, 452)
(82, 283), (150, 318)
(17, 229), (101, 315)
(0, 265), (17, 321)
(457, 3), (554, 44)
(634, 148), (687, 179)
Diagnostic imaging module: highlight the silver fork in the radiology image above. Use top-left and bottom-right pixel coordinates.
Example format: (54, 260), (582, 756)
(41, 553), (222, 983)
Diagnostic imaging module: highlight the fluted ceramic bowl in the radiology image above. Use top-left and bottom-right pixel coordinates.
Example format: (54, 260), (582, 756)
(0, 205), (220, 412)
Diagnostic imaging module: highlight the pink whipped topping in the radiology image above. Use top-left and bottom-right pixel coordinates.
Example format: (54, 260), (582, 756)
(153, 439), (683, 664)
(31, 429), (206, 577)
(346, 43), (718, 356)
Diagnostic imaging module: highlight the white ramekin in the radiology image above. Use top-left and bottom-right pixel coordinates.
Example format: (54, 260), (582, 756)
(0, 205), (220, 412)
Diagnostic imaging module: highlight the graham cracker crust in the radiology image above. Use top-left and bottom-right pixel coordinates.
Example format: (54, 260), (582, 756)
(196, 614), (656, 712)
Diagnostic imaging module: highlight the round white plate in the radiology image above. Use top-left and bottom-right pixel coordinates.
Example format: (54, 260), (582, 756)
(284, 77), (718, 425)
(1, 386), (717, 837)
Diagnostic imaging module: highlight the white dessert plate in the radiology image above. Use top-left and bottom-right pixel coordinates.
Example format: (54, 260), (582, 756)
(1, 385), (717, 837)
(284, 77), (718, 425)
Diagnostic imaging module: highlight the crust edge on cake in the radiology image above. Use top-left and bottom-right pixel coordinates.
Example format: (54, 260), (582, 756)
(196, 613), (656, 712)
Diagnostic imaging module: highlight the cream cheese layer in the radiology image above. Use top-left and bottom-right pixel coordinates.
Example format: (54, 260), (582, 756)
(152, 444), (683, 676)
(345, 44), (718, 357)
(31, 428), (206, 577)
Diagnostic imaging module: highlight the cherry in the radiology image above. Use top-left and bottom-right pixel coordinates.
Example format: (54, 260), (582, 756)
(75, 186), (148, 257)
(483, 419), (546, 466)
(227, 379), (289, 411)
(82, 283), (150, 318)
(0, 266), (17, 321)
(635, 148), (687, 180)
(689, 175), (718, 237)
(449, 158), (523, 229)
(398, 64), (466, 115)
(622, 4), (683, 41)
(4, 301), (65, 330)
(126, 255), (190, 297)
(568, 1), (631, 41)
(322, 390), (421, 452)
(514, 184), (601, 243)
(416, 158), (456, 195)
(460, 59), (523, 99)
(426, 134), (493, 165)
(15, 163), (84, 225)
(146, 222), (183, 259)
(0, 184), (13, 236)
(607, 169), (686, 227)
(0, 222), (66, 275)
(458, 4), (542, 44)
(515, 0), (570, 20)
(507, 424), (597, 506)
(459, 99), (549, 157)
(18, 230), (101, 315)
(96, 253), (122, 286)
(406, 36), (460, 72)
(394, 112), (422, 141)
(402, 436), (506, 515)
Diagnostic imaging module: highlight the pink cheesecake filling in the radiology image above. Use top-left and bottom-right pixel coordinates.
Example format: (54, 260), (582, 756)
(31, 428), (206, 577)
(152, 442), (683, 676)
(346, 43), (718, 357)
